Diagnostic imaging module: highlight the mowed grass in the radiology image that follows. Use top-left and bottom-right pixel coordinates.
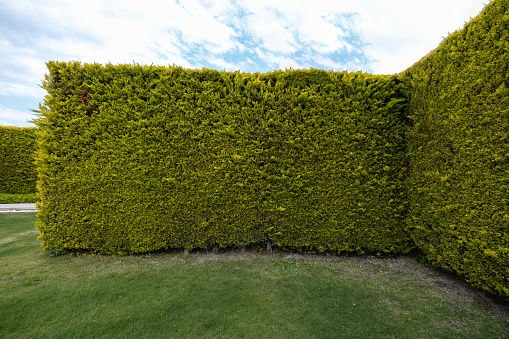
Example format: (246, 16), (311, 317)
(1, 214), (507, 339)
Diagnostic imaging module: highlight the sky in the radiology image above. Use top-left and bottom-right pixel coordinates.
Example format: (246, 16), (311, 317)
(0, 0), (489, 127)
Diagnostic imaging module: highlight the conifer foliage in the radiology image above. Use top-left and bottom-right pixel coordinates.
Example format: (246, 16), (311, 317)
(35, 64), (411, 256)
(0, 126), (37, 194)
(403, 0), (509, 298)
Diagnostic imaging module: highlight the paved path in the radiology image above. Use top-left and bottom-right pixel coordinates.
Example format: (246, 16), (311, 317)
(0, 203), (37, 212)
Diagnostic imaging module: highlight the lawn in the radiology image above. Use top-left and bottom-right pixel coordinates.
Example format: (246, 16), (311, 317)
(0, 213), (507, 339)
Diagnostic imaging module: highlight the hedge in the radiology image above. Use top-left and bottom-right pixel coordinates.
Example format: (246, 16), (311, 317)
(0, 126), (37, 194)
(402, 0), (509, 298)
(34, 63), (413, 255)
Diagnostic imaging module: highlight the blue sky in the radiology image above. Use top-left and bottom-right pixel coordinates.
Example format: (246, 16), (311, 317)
(0, 0), (488, 127)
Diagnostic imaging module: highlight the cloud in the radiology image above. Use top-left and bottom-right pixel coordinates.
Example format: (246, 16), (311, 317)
(0, 38), (47, 97)
(239, 0), (360, 57)
(353, 0), (488, 74)
(296, 16), (347, 53)
(244, 8), (298, 54)
(0, 105), (37, 127)
(310, 55), (347, 71)
(207, 56), (240, 71)
(162, 0), (239, 54)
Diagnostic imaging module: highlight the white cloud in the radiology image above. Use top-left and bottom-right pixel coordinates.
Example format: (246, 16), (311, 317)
(311, 56), (347, 71)
(0, 40), (47, 97)
(253, 47), (300, 70)
(0, 82), (45, 99)
(0, 105), (37, 127)
(244, 9), (298, 53)
(239, 0), (359, 56)
(207, 56), (240, 71)
(165, 0), (238, 53)
(296, 16), (347, 53)
(353, 0), (487, 74)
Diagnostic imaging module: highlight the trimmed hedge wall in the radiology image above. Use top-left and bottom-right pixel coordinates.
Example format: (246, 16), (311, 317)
(0, 126), (37, 194)
(402, 0), (509, 298)
(35, 63), (413, 255)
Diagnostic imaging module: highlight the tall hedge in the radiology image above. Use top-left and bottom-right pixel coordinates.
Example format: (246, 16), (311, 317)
(402, 0), (509, 298)
(35, 63), (413, 255)
(0, 126), (37, 194)
(262, 71), (410, 254)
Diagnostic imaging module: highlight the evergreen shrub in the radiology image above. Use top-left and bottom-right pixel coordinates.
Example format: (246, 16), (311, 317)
(0, 126), (37, 194)
(402, 0), (509, 298)
(35, 63), (413, 255)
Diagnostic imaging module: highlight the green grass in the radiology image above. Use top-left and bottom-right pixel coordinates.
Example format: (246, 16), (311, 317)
(0, 193), (37, 204)
(1, 213), (507, 338)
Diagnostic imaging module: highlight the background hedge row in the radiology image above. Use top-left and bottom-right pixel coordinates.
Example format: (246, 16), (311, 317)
(35, 64), (413, 256)
(402, 0), (509, 298)
(0, 126), (37, 194)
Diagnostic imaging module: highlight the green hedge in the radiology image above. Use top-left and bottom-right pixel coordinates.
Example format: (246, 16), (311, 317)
(35, 63), (413, 255)
(402, 0), (509, 298)
(0, 193), (38, 204)
(262, 72), (411, 254)
(0, 126), (37, 194)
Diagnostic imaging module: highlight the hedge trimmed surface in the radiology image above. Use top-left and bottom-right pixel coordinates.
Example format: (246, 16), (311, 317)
(35, 63), (412, 255)
(402, 0), (509, 298)
(0, 126), (37, 194)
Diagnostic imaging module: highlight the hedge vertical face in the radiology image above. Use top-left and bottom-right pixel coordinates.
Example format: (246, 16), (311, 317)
(404, 0), (509, 298)
(35, 63), (411, 256)
(0, 126), (37, 194)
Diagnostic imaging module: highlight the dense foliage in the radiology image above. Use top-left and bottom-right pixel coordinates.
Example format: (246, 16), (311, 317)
(35, 64), (412, 255)
(402, 0), (509, 298)
(0, 126), (37, 194)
